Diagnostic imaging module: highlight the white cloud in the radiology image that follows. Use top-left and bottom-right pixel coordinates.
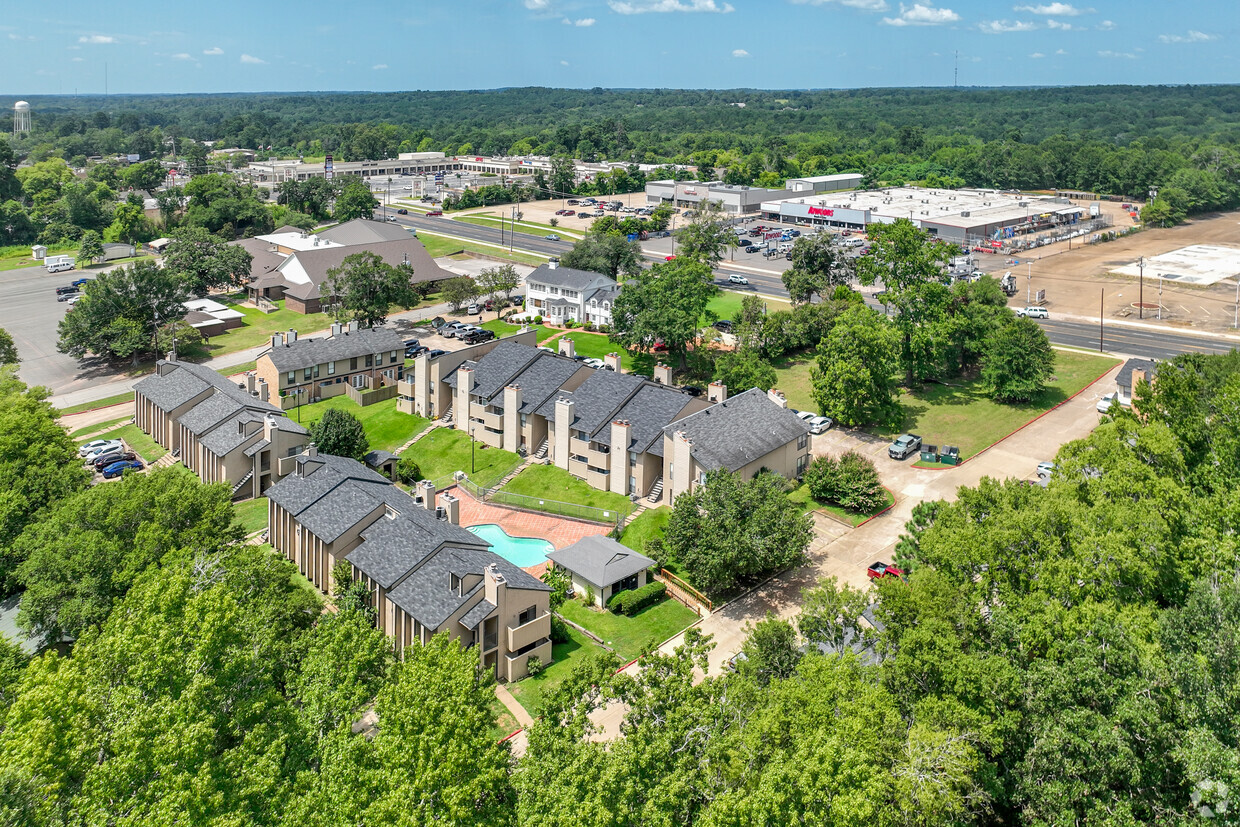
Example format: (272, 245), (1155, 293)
(1029, 51), (1045, 57)
(239, 53), (265, 64)
(171, 52), (192, 60)
(1045, 19), (1078, 29)
(790, 0), (889, 10)
(562, 16), (596, 25)
(1159, 30), (1218, 43)
(732, 48), (749, 57)
(1098, 49), (1136, 58)
(608, 0), (734, 13)
(372, 63), (388, 69)
(881, 3), (960, 25)
(1013, 2), (1092, 14)
(203, 46), (223, 55)
(1097, 19), (1115, 30)
(560, 59), (570, 65)
(78, 34), (116, 44)
(524, 0), (552, 7)
(979, 19), (1036, 33)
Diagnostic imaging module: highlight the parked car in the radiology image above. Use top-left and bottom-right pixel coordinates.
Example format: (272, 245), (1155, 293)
(79, 438), (123, 458)
(57, 290), (80, 302)
(403, 338), (420, 348)
(427, 349), (447, 358)
(682, 386), (703, 397)
(429, 316), (447, 330)
(1037, 461), (1056, 478)
(582, 357), (606, 369)
(728, 274), (749, 285)
(544, 233), (560, 241)
(712, 319), (733, 334)
(726, 651), (749, 672)
(1017, 306), (1050, 319)
(794, 410), (815, 424)
(1097, 392), (1130, 413)
(406, 345), (429, 357)
(71, 278), (92, 287)
(83, 440), (126, 462)
(807, 415), (833, 434)
(55, 285), (79, 295)
(426, 209), (443, 217)
(101, 459), (144, 479)
(93, 450), (137, 471)
(866, 561), (905, 580)
(888, 433), (923, 460)
(466, 303), (481, 315)
(441, 322), (467, 338)
(462, 329), (496, 345)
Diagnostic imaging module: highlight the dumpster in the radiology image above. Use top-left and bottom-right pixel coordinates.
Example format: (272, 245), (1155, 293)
(920, 444), (939, 463)
(940, 446), (961, 466)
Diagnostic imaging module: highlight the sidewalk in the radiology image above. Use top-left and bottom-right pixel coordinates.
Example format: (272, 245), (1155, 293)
(50, 299), (453, 411)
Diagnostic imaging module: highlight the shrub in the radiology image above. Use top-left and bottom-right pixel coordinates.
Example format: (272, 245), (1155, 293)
(807, 451), (885, 513)
(564, 320), (577, 329)
(804, 455), (839, 501)
(396, 455), (422, 484)
(599, 324), (610, 334)
(583, 584), (596, 607)
(583, 321), (595, 332)
(607, 581), (667, 616)
(549, 614), (570, 644)
(525, 655), (545, 677)
(533, 315), (543, 325)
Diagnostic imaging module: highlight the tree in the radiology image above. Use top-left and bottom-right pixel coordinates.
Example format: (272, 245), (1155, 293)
(309, 408), (369, 461)
(0, 328), (18, 364)
(440, 276), (480, 313)
(476, 264), (519, 318)
(549, 155), (576, 196)
(154, 185), (184, 228)
(183, 173), (273, 237)
(333, 176), (378, 222)
(14, 468), (241, 640)
(0, 367), (91, 593)
(739, 613), (802, 684)
(810, 304), (901, 427)
(105, 200), (150, 244)
(674, 198), (735, 267)
(559, 231), (643, 279)
(713, 348), (776, 394)
(163, 226), (254, 296)
(798, 576), (872, 652)
(322, 251), (420, 327)
(982, 316), (1055, 403)
(77, 229), (104, 265)
(122, 159), (166, 194)
(57, 260), (188, 362)
(805, 450), (886, 513)
(541, 565), (572, 611)
(663, 470), (812, 595)
(783, 233), (855, 303)
(609, 257), (717, 370)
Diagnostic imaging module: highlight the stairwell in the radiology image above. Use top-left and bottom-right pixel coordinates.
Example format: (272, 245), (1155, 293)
(440, 404), (453, 425)
(532, 438), (549, 461)
(230, 469), (254, 499)
(151, 451), (181, 470)
(646, 475), (663, 503)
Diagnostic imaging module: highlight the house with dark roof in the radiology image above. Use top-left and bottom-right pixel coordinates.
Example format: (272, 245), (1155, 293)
(547, 536), (656, 608)
(662, 388), (811, 502)
(133, 355), (308, 499)
(1116, 357), (1157, 402)
(265, 449), (552, 681)
(255, 320), (405, 407)
(238, 219), (452, 314)
(524, 261), (620, 326)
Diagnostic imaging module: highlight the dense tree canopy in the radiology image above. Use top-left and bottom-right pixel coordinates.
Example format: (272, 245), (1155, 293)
(322, 250), (421, 327)
(57, 260), (189, 362)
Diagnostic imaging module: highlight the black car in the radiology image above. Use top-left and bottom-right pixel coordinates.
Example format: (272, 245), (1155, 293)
(462, 329), (496, 345)
(682, 386), (704, 397)
(405, 345), (428, 358)
(430, 316), (447, 330)
(55, 285), (79, 295)
(427, 349), (447, 359)
(396, 208), (408, 215)
(712, 320), (734, 334)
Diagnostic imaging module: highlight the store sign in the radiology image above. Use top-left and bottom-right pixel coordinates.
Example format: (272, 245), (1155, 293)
(807, 207), (835, 217)
(683, 188), (697, 195)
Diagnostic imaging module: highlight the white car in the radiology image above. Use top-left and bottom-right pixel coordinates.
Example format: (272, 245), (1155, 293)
(1097, 392), (1131, 413)
(79, 438), (122, 458)
(1017, 306), (1050, 319)
(582, 358), (606, 369)
(807, 415), (833, 435)
(82, 439), (124, 461)
(1037, 461), (1055, 478)
(794, 410), (815, 424)
(728, 274), (749, 285)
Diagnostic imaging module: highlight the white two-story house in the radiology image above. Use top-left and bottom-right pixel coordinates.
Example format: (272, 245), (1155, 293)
(524, 262), (620, 327)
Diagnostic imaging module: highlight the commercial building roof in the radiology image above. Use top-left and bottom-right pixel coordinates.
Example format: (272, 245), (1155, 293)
(279, 236), (448, 301)
(665, 388), (809, 472)
(546, 535), (655, 588)
(318, 219), (413, 246)
(262, 326), (404, 373)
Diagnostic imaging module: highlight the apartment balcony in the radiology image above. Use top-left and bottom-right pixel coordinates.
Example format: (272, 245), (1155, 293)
(568, 456), (589, 479)
(586, 444), (612, 469)
(507, 612), (551, 653)
(473, 405), (504, 431)
(570, 436), (591, 456)
(586, 467), (611, 490)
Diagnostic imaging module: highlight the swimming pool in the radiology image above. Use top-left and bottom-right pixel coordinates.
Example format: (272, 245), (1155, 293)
(467, 524), (553, 568)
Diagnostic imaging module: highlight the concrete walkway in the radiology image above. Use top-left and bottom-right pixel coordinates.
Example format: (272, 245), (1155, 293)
(495, 683), (534, 728)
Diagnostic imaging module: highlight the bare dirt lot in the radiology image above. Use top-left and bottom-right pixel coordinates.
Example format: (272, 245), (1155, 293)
(992, 209), (1240, 333)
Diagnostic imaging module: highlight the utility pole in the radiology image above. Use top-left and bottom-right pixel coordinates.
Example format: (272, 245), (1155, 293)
(1138, 255), (1144, 319)
(1026, 260), (1032, 305)
(1099, 288), (1104, 353)
(1158, 274), (1163, 321)
(1234, 278), (1239, 329)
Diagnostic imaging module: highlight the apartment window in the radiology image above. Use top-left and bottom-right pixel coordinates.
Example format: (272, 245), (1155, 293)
(327, 361), (335, 376)
(798, 434), (808, 450)
(517, 605), (537, 626)
(797, 454), (810, 475)
(629, 451), (637, 468)
(287, 371), (295, 384)
(350, 357), (358, 371)
(451, 573), (461, 595)
(520, 413), (528, 427)
(353, 374), (365, 389)
(549, 287), (560, 295)
(303, 367), (312, 381)
(365, 354), (373, 368)
(390, 351), (398, 364)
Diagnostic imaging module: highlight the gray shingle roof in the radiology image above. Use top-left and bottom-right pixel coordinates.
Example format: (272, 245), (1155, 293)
(199, 410), (264, 455)
(664, 388), (809, 472)
(508, 355), (587, 414)
(546, 536), (655, 588)
(280, 237), (449, 301)
(364, 449), (398, 467)
(230, 236), (287, 283)
(243, 438), (270, 458)
(263, 327), (404, 373)
(537, 370), (644, 434)
(348, 515), (442, 589)
(447, 341), (542, 402)
(179, 394), (244, 436)
(1117, 357), (1157, 392)
(460, 599), (496, 630)
(527, 263), (616, 292)
(318, 218), (413, 246)
(385, 546), (548, 629)
(592, 383), (695, 454)
(134, 360), (281, 415)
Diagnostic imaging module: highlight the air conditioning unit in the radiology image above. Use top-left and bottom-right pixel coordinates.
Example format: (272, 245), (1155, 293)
(961, 211), (971, 217)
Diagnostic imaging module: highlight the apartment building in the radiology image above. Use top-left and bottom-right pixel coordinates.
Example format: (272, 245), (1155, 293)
(256, 322), (405, 408)
(133, 355), (308, 499)
(524, 262), (620, 327)
(265, 449), (552, 681)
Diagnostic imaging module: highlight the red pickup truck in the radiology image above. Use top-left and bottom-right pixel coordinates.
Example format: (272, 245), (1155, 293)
(866, 562), (905, 580)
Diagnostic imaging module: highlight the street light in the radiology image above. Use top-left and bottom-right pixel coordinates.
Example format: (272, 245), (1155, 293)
(1138, 255), (1144, 319)
(1158, 274), (1163, 321)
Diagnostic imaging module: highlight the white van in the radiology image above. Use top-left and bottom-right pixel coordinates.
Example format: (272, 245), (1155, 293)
(46, 255), (76, 273)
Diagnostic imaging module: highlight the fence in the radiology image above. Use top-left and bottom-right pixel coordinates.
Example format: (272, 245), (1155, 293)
(345, 383), (398, 407)
(456, 476), (630, 527)
(656, 568), (712, 614)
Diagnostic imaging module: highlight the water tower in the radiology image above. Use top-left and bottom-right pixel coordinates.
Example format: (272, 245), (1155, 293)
(13, 101), (31, 136)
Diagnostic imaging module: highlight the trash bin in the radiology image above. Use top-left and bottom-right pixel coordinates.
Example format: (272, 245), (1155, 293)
(940, 446), (960, 466)
(920, 444), (939, 463)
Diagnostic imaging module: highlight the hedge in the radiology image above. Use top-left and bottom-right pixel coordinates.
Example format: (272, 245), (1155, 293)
(607, 581), (667, 616)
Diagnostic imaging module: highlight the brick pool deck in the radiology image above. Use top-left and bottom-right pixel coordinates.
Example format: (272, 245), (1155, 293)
(440, 490), (611, 573)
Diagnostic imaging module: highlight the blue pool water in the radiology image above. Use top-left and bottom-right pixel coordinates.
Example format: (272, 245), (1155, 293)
(467, 524), (554, 568)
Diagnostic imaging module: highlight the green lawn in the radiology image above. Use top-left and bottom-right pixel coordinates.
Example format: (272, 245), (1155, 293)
(557, 596), (697, 663)
(219, 359), (258, 377)
(480, 319), (559, 343)
(488, 694), (521, 742)
(770, 354), (817, 413)
(506, 625), (606, 718)
(233, 497), (270, 535)
(198, 298), (334, 357)
(0, 244), (75, 272)
(69, 416), (130, 439)
(554, 332), (656, 376)
(704, 290), (791, 324)
(415, 231), (548, 266)
(56, 391), (135, 416)
(403, 428), (520, 488)
(499, 464), (632, 514)
(83, 423), (166, 462)
(787, 483), (895, 526)
(621, 506), (670, 557)
(872, 349), (1120, 459)
(292, 396), (429, 454)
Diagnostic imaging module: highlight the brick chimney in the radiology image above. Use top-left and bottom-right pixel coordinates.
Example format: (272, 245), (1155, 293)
(653, 363), (672, 385)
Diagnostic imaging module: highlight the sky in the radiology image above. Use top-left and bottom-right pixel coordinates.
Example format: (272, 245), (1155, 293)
(0, 0), (1235, 95)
